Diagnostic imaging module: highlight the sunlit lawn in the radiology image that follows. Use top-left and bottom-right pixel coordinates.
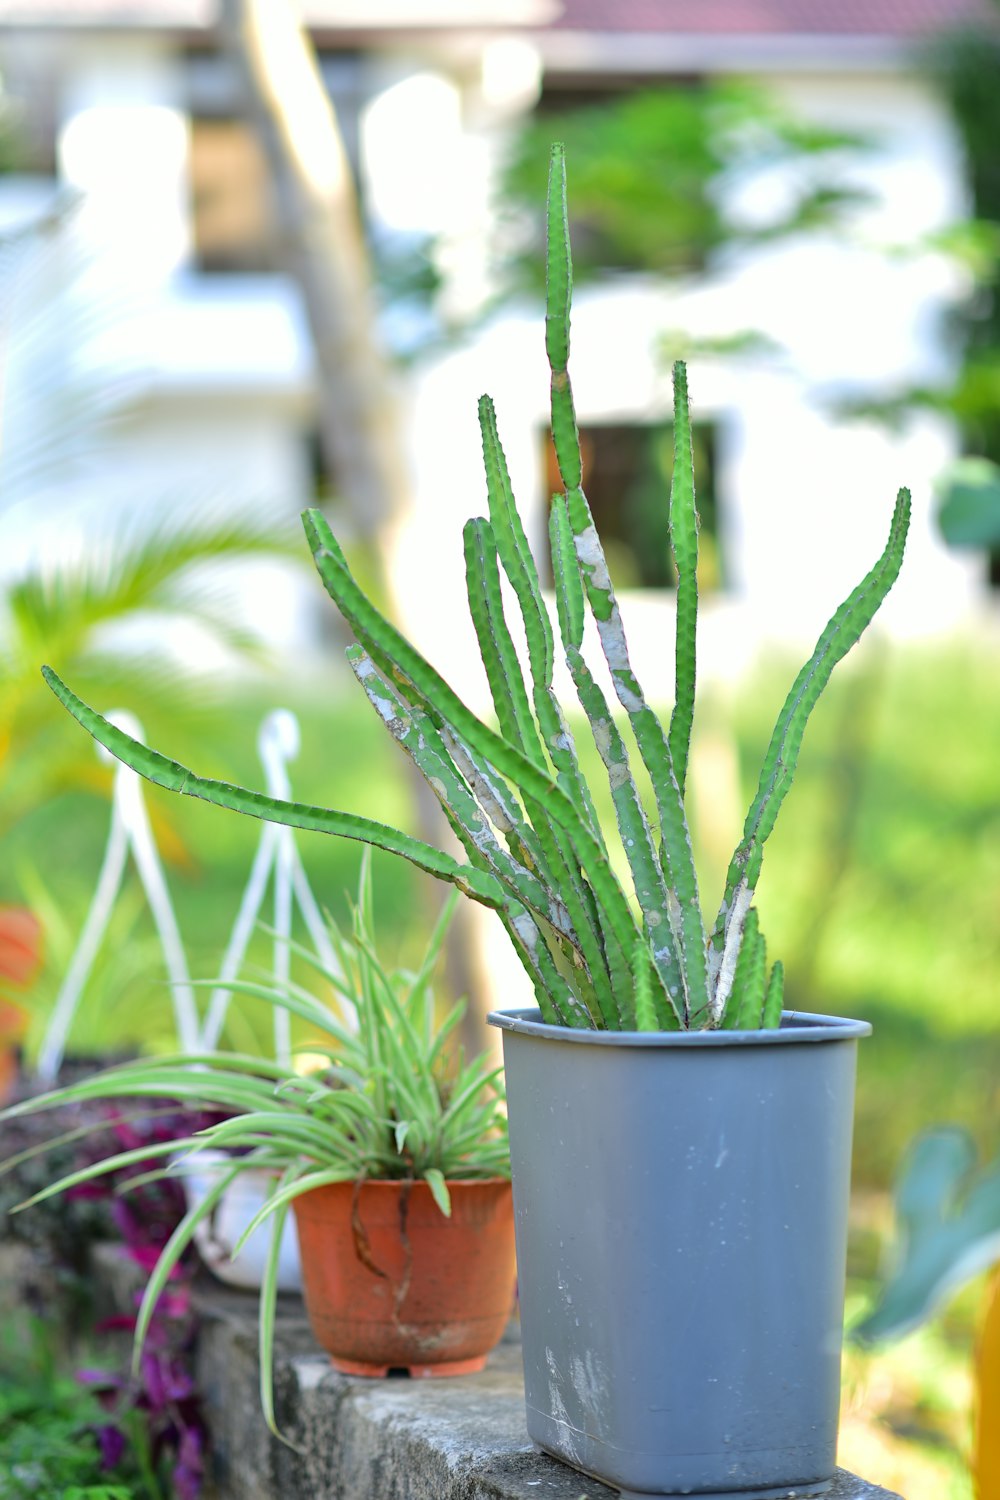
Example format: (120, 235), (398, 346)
(5, 632), (1000, 1496)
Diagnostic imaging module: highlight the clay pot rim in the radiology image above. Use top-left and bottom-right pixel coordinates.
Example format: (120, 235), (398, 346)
(305, 1175), (512, 1192)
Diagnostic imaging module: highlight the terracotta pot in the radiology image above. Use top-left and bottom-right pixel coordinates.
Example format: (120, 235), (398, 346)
(292, 1177), (516, 1377)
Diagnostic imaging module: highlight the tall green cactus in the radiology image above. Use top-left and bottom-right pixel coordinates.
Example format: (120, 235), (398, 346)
(42, 143), (911, 1032)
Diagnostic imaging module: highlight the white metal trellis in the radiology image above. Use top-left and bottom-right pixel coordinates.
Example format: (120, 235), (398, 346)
(35, 707), (345, 1085)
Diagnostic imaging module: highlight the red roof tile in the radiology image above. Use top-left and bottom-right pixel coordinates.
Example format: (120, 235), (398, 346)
(547, 0), (993, 34)
(0, 0), (990, 35)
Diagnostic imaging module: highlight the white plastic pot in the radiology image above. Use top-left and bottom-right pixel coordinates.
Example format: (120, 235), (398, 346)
(180, 1149), (303, 1293)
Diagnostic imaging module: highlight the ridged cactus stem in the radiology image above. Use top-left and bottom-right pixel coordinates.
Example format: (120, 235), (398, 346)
(708, 879), (754, 1026)
(720, 908), (766, 1030)
(41, 670), (507, 910)
(301, 513), (639, 966)
(544, 144), (709, 1024)
(346, 648), (573, 943)
(438, 729), (547, 883)
(42, 142), (913, 1036)
(631, 936), (659, 1033)
(668, 361), (698, 800)
(563, 638), (684, 1025)
(462, 517), (546, 766)
(761, 961), (785, 1029)
(348, 645), (612, 1024)
(708, 488), (911, 1015)
(505, 907), (593, 1029)
(478, 398), (605, 844)
(462, 516), (621, 1018)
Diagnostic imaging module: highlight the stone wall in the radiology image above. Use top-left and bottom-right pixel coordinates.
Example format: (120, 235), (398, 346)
(93, 1245), (904, 1500)
(1, 1241), (905, 1500)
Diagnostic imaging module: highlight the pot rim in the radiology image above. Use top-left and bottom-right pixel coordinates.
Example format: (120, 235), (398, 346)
(298, 1175), (512, 1193)
(487, 1007), (871, 1046)
(290, 1170), (509, 1194)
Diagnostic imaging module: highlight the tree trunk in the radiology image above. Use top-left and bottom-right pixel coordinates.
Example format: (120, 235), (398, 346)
(219, 0), (409, 538)
(218, 0), (488, 1050)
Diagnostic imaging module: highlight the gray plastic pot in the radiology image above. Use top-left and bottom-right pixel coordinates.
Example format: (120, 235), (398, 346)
(488, 1007), (870, 1500)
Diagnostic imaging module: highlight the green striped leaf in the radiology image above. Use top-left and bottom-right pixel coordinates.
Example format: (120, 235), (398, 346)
(259, 1168), (296, 1441)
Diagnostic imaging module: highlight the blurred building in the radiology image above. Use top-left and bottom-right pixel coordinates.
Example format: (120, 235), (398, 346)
(0, 0), (992, 684)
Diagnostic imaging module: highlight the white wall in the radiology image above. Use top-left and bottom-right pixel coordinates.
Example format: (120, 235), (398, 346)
(0, 39), (983, 690)
(0, 35), (320, 668)
(393, 65), (982, 714)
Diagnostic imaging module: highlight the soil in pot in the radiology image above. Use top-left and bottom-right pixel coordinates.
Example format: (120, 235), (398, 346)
(292, 1177), (516, 1377)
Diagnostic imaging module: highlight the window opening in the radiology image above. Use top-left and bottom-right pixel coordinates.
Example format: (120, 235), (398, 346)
(542, 420), (722, 592)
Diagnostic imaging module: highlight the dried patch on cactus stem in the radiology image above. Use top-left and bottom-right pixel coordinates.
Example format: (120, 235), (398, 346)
(711, 882), (754, 1023)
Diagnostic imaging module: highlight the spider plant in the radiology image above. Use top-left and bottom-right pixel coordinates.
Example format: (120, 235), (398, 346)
(0, 855), (508, 1433)
(41, 143), (911, 1033)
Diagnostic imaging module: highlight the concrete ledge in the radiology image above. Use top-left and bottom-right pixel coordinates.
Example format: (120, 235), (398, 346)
(90, 1246), (903, 1500)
